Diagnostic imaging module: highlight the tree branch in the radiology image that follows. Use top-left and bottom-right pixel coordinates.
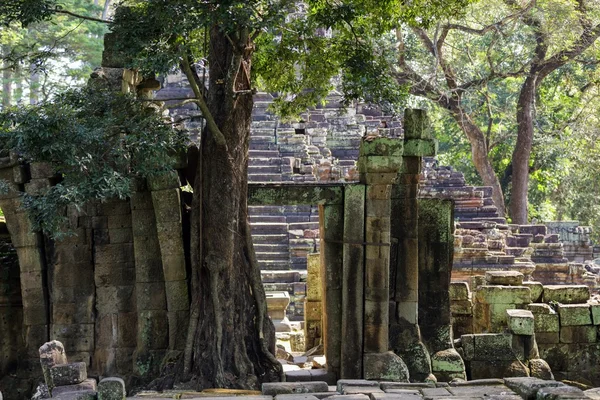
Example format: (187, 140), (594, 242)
(180, 53), (227, 147)
(54, 8), (110, 23)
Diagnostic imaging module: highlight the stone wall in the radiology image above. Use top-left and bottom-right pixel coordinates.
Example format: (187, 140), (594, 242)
(450, 273), (600, 386)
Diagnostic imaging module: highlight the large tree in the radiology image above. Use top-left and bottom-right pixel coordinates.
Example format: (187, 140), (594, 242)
(1, 0), (470, 389)
(395, 0), (600, 223)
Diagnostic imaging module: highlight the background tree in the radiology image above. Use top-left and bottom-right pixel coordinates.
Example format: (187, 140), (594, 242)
(396, 0), (600, 223)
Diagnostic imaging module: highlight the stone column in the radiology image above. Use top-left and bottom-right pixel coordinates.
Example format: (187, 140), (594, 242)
(389, 109), (436, 382)
(340, 184), (365, 378)
(130, 189), (168, 378)
(358, 137), (409, 381)
(149, 171), (189, 352)
(304, 253), (322, 351)
(319, 202), (344, 379)
(418, 199), (466, 381)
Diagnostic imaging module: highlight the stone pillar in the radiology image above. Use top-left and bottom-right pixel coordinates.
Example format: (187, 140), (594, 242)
(149, 171), (189, 352)
(319, 202), (344, 379)
(0, 159), (50, 375)
(358, 137), (409, 381)
(130, 190), (168, 378)
(389, 109), (436, 382)
(304, 253), (323, 351)
(91, 199), (136, 376)
(340, 184), (365, 378)
(418, 199), (466, 381)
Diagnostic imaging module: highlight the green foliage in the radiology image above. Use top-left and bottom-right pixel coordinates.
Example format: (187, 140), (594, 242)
(0, 85), (186, 237)
(0, 0), (57, 27)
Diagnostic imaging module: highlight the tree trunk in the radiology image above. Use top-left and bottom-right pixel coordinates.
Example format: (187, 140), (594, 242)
(2, 45), (12, 108)
(510, 75), (537, 224)
(186, 26), (282, 389)
(448, 101), (506, 217)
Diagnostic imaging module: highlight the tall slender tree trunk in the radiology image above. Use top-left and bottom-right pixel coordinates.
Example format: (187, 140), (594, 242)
(510, 75), (537, 224)
(2, 46), (12, 108)
(29, 63), (40, 105)
(448, 101), (506, 217)
(186, 26), (282, 389)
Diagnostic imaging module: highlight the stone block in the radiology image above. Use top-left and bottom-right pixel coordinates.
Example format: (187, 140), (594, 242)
(558, 304), (592, 326)
(39, 340), (67, 389)
(137, 310), (169, 350)
(342, 387), (384, 395)
(503, 377), (565, 400)
(147, 170), (180, 191)
(52, 324), (94, 352)
(117, 312), (137, 348)
(24, 178), (50, 195)
(431, 348), (465, 373)
(262, 382), (329, 395)
(470, 360), (529, 380)
(359, 137), (404, 157)
(94, 263), (135, 287)
(461, 334), (474, 361)
(363, 352), (409, 382)
(304, 300), (322, 321)
(559, 326), (597, 343)
(52, 391), (96, 400)
(108, 228), (133, 244)
(51, 379), (97, 397)
(534, 313), (559, 333)
(336, 380), (379, 393)
(590, 302), (600, 325)
(164, 280), (189, 311)
(527, 303), (554, 315)
(29, 162), (54, 179)
(96, 286), (135, 314)
(306, 253), (322, 301)
(151, 189), (182, 223)
(450, 300), (472, 315)
(507, 309), (535, 336)
(135, 282), (167, 311)
(535, 332), (559, 344)
(168, 310), (189, 350)
(98, 200), (131, 216)
(161, 252), (187, 282)
(542, 285), (590, 304)
(98, 377), (126, 400)
(275, 395), (319, 400)
(522, 282), (544, 303)
(475, 286), (531, 305)
(49, 362), (87, 386)
(485, 271), (524, 286)
(473, 333), (514, 361)
(94, 243), (133, 265)
(357, 156), (403, 174)
(403, 138), (437, 157)
(15, 246), (44, 272)
(449, 282), (470, 301)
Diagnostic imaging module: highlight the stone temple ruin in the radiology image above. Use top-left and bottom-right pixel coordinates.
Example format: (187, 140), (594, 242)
(0, 36), (600, 399)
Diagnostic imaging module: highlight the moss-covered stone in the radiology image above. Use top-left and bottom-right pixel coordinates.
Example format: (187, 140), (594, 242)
(358, 137), (404, 157)
(449, 282), (470, 301)
(402, 138), (437, 157)
(522, 282), (544, 302)
(534, 313), (560, 333)
(558, 304), (592, 326)
(431, 348), (466, 373)
(543, 285), (590, 304)
(507, 309), (535, 336)
(475, 286), (531, 305)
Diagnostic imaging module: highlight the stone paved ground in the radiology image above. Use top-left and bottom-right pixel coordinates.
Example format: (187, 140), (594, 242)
(129, 378), (600, 400)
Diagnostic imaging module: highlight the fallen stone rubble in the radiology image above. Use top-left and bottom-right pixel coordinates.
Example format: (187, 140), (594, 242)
(130, 378), (600, 399)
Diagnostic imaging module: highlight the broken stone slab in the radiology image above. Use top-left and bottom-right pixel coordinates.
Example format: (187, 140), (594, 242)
(536, 386), (587, 400)
(275, 395), (319, 400)
(327, 395), (370, 400)
(52, 391), (96, 400)
(448, 379), (504, 386)
(420, 387), (451, 397)
(342, 387), (385, 395)
(506, 309), (535, 336)
(382, 389), (420, 395)
(50, 362), (87, 386)
(485, 271), (524, 286)
(310, 393), (341, 399)
(97, 377), (125, 400)
(51, 379), (97, 397)
(371, 394), (422, 400)
(309, 369), (336, 385)
(39, 340), (67, 389)
(446, 385), (517, 397)
(380, 383), (435, 390)
(337, 380), (380, 393)
(527, 303), (554, 314)
(542, 285), (590, 304)
(431, 348), (465, 373)
(263, 382), (329, 396)
(503, 377), (565, 400)
(475, 286), (531, 305)
(522, 282), (544, 303)
(557, 304), (592, 326)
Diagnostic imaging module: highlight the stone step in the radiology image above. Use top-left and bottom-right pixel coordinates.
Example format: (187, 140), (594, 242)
(251, 128), (277, 136)
(248, 165), (282, 174)
(261, 270), (303, 283)
(258, 260), (292, 270)
(249, 215), (287, 223)
(254, 243), (289, 252)
(248, 173), (283, 182)
(256, 252), (290, 261)
(251, 234), (289, 244)
(251, 223), (289, 234)
(249, 150), (280, 158)
(249, 143), (279, 151)
(288, 222), (320, 230)
(249, 157), (284, 166)
(250, 135), (277, 143)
